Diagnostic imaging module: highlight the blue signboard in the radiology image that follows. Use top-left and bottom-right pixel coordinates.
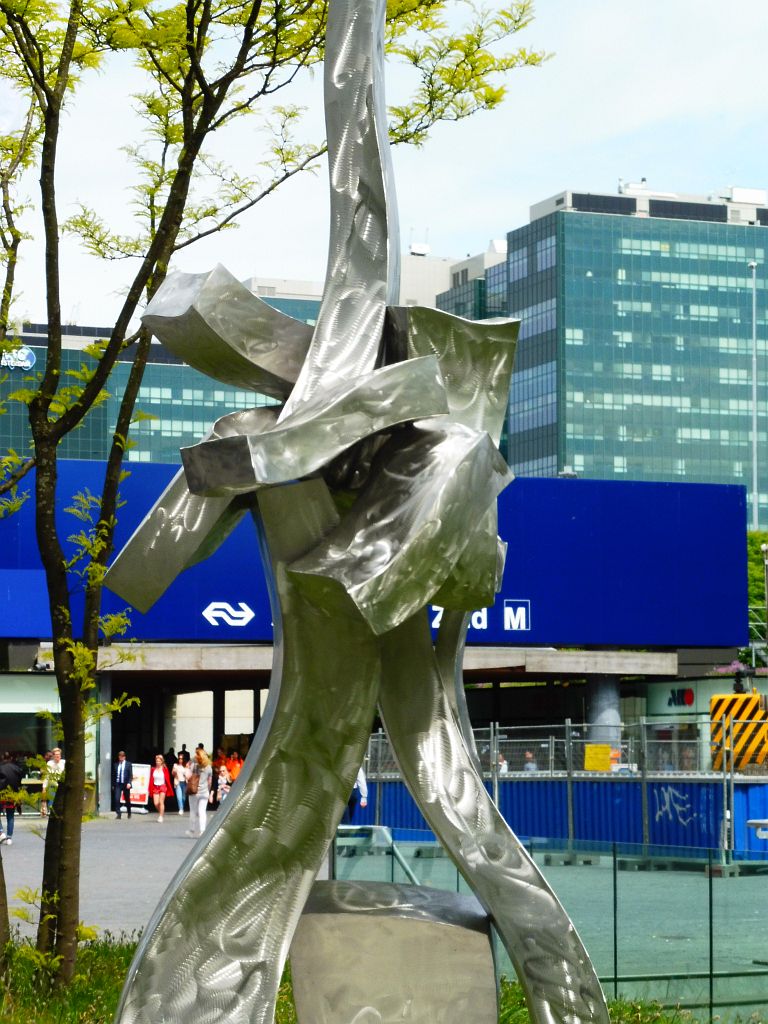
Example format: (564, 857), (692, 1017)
(0, 462), (748, 647)
(460, 478), (748, 647)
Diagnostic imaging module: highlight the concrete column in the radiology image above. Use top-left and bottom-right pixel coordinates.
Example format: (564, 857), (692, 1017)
(213, 686), (226, 749)
(586, 675), (621, 748)
(253, 687), (262, 734)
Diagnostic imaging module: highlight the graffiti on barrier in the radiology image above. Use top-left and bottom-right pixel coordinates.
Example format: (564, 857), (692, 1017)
(654, 785), (695, 827)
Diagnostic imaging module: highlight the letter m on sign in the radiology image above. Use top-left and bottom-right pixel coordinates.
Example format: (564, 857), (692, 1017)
(503, 599), (531, 631)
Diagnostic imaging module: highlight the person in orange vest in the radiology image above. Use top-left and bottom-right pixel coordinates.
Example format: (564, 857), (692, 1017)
(226, 750), (243, 781)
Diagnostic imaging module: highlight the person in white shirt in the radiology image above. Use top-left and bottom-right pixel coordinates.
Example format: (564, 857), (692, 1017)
(341, 766), (368, 823)
(44, 747), (66, 816)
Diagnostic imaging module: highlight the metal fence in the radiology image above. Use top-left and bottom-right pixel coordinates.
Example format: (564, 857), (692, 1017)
(331, 830), (768, 1021)
(366, 718), (768, 779)
(365, 718), (768, 856)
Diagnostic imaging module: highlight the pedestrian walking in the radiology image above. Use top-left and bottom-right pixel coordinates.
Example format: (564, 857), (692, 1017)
(172, 753), (189, 814)
(185, 749), (213, 838)
(113, 750), (133, 819)
(0, 753), (23, 845)
(148, 754), (173, 822)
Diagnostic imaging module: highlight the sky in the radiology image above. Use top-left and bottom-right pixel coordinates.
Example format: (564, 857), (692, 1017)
(3, 0), (768, 327)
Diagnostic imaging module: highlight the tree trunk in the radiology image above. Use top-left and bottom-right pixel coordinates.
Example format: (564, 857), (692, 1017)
(29, 439), (86, 986)
(52, 677), (85, 985)
(0, 849), (11, 974)
(36, 786), (62, 955)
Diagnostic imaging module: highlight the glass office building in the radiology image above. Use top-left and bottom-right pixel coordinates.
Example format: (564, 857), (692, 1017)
(438, 186), (768, 526)
(1, 260), (453, 465)
(2, 293), (321, 465)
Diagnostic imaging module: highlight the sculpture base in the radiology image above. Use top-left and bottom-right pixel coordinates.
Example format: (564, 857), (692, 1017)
(290, 880), (498, 1024)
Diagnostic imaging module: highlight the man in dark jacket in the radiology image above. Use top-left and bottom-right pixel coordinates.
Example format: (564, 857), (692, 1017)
(113, 750), (134, 819)
(0, 754), (24, 845)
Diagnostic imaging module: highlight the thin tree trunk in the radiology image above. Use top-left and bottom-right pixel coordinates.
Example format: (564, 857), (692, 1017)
(52, 680), (85, 985)
(0, 850), (11, 974)
(30, 440), (77, 971)
(36, 786), (63, 954)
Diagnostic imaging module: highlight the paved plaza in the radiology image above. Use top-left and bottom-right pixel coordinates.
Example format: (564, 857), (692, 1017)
(0, 811), (204, 938)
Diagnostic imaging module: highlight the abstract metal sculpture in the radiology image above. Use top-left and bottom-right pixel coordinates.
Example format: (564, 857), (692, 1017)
(106, 0), (610, 1020)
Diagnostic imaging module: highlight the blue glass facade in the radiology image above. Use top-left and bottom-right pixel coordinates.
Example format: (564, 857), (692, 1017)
(559, 214), (764, 492)
(435, 278), (485, 319)
(0, 342), (281, 463)
(505, 210), (767, 528)
(258, 296), (319, 324)
(4, 292), (321, 464)
(9, 207), (767, 526)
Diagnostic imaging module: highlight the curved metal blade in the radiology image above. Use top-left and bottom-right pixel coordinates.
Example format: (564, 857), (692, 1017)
(378, 611), (610, 1024)
(113, 479), (380, 1024)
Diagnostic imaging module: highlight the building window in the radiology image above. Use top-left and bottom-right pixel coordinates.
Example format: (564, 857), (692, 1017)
(536, 236), (556, 271)
(688, 304), (719, 321)
(511, 298), (556, 339)
(719, 368), (750, 385)
(619, 363), (642, 379)
(509, 248), (528, 282)
(614, 455), (627, 474)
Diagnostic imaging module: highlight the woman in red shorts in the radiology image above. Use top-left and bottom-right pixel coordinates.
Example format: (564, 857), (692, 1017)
(148, 754), (173, 823)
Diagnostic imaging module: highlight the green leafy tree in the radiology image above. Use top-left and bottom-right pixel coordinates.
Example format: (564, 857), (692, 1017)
(747, 531), (768, 650)
(0, 0), (545, 985)
(0, 101), (39, 342)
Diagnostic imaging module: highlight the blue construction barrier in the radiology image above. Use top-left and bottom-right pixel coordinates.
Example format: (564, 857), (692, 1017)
(573, 779), (644, 845)
(496, 778), (569, 839)
(732, 781), (768, 861)
(366, 776), (768, 861)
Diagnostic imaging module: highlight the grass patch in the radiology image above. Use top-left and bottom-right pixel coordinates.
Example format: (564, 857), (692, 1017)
(0, 938), (711, 1024)
(497, 981), (700, 1024)
(0, 934), (136, 1024)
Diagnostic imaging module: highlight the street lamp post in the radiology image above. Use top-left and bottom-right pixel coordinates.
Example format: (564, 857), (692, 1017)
(749, 260), (759, 530)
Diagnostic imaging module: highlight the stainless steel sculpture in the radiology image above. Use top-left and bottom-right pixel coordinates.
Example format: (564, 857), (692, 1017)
(106, 0), (610, 1020)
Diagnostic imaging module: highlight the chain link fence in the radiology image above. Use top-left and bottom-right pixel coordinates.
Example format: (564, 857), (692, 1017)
(365, 720), (768, 777)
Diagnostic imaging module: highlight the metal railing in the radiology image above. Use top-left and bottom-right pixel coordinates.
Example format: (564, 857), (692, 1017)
(331, 831), (768, 1021)
(366, 718), (768, 779)
(365, 717), (768, 857)
(748, 604), (768, 666)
